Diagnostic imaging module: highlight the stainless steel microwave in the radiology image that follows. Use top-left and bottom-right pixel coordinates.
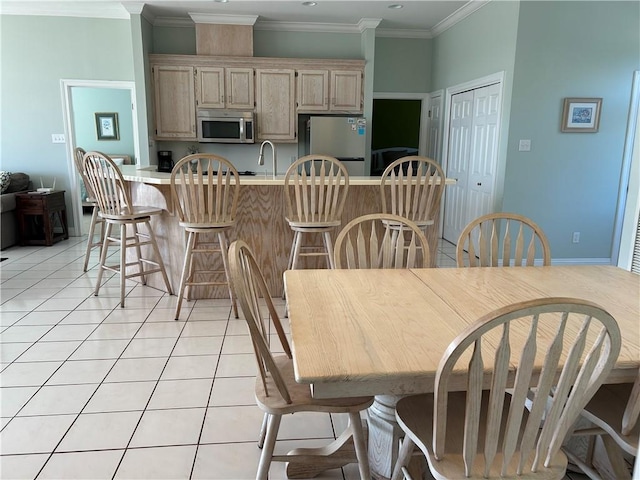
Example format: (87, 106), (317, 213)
(197, 109), (255, 144)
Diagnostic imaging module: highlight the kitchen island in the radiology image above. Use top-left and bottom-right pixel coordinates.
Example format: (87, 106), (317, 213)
(119, 165), (455, 298)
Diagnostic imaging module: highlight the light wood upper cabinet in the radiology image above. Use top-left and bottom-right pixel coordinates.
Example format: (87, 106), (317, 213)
(149, 55), (364, 142)
(297, 68), (363, 113)
(297, 69), (329, 111)
(196, 67), (254, 109)
(330, 70), (362, 112)
(226, 68), (254, 109)
(256, 69), (296, 142)
(196, 67), (224, 108)
(152, 64), (196, 140)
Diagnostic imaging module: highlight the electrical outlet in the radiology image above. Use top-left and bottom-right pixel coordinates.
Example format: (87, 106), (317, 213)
(518, 139), (531, 152)
(572, 232), (580, 243)
(51, 134), (66, 144)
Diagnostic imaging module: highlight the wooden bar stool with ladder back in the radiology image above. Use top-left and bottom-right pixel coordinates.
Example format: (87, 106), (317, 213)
(82, 151), (173, 307)
(380, 156), (445, 267)
(283, 154), (349, 272)
(73, 147), (105, 272)
(170, 153), (240, 320)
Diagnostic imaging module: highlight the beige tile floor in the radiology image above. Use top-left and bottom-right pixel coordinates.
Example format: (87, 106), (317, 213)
(0, 232), (592, 480)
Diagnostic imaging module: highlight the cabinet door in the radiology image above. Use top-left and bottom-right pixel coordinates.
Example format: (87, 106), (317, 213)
(226, 68), (254, 109)
(330, 70), (362, 112)
(256, 69), (296, 141)
(153, 65), (196, 139)
(196, 67), (225, 108)
(297, 69), (329, 111)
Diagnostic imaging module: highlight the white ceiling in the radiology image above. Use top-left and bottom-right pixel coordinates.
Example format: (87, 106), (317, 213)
(0, 0), (484, 37)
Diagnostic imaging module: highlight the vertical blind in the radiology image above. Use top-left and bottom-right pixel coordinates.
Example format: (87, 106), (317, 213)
(632, 211), (640, 274)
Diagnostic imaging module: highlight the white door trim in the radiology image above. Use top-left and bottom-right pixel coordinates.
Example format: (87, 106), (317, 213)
(614, 70), (640, 268)
(60, 79), (139, 236)
(439, 71), (505, 239)
(372, 92), (430, 156)
(427, 89), (444, 162)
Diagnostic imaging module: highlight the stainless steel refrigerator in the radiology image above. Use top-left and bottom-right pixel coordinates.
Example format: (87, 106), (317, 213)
(307, 116), (366, 176)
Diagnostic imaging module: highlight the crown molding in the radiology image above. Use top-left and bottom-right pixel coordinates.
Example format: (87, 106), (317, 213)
(358, 18), (381, 32)
(122, 2), (144, 16)
(0, 2), (129, 19)
(189, 13), (258, 25)
(153, 16), (194, 28)
(376, 28), (431, 39)
(431, 0), (491, 37)
(254, 21), (363, 34)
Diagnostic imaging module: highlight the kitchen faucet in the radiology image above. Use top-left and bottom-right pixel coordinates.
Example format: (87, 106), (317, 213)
(257, 140), (277, 179)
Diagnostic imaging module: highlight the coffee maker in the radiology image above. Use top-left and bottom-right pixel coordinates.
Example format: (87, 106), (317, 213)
(157, 151), (174, 173)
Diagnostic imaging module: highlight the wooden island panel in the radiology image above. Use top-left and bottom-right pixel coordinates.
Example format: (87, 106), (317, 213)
(126, 175), (443, 299)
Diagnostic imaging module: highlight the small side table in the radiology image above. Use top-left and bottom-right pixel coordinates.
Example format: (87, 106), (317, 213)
(16, 190), (69, 246)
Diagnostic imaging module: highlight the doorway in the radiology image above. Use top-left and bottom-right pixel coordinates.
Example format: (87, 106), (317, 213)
(441, 73), (504, 245)
(370, 93), (430, 175)
(61, 79), (139, 236)
(616, 70), (640, 270)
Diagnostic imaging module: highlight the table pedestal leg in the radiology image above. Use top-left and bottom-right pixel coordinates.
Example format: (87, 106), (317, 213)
(367, 394), (404, 480)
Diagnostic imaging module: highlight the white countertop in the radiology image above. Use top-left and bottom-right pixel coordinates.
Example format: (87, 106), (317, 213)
(120, 165), (456, 186)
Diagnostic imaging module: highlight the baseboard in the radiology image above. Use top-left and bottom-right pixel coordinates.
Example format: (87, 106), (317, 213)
(549, 258), (612, 266)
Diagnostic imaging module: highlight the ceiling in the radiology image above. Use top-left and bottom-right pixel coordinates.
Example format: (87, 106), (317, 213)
(0, 0), (482, 36)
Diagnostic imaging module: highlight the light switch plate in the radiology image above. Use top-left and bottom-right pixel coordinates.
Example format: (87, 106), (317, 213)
(518, 139), (531, 152)
(51, 134), (66, 144)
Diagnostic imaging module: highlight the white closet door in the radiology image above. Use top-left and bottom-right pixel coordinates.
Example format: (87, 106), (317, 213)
(443, 90), (473, 242)
(443, 84), (501, 244)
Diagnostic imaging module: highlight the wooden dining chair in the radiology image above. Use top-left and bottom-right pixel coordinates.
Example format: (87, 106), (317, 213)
(391, 297), (622, 480)
(73, 146), (105, 272)
(170, 153), (240, 320)
(456, 212), (551, 267)
(334, 213), (431, 269)
(380, 156), (445, 234)
(564, 369), (639, 479)
(228, 239), (373, 480)
(284, 155), (349, 271)
(83, 151), (173, 307)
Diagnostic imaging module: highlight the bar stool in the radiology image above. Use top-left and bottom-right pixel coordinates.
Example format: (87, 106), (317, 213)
(283, 155), (349, 272)
(82, 151), (173, 307)
(380, 156), (445, 235)
(73, 147), (104, 272)
(170, 154), (240, 320)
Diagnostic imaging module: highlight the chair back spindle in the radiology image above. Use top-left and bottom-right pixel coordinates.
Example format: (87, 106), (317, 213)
(334, 213), (430, 269)
(83, 151), (131, 217)
(380, 156), (445, 228)
(431, 298), (620, 477)
(170, 154), (239, 228)
(457, 212), (551, 267)
(284, 155), (349, 226)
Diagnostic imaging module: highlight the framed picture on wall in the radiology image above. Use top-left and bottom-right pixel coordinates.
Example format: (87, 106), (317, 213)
(95, 112), (120, 140)
(561, 98), (602, 133)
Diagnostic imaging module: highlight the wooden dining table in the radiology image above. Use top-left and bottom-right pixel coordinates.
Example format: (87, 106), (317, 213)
(283, 265), (640, 480)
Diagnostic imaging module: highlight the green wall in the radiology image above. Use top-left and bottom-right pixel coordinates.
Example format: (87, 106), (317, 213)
(431, 2), (519, 93)
(373, 37), (431, 93)
(153, 25), (196, 54)
(431, 0), (520, 222)
(0, 15), (134, 230)
(253, 30), (361, 58)
(71, 87), (135, 157)
(504, 1), (640, 259)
